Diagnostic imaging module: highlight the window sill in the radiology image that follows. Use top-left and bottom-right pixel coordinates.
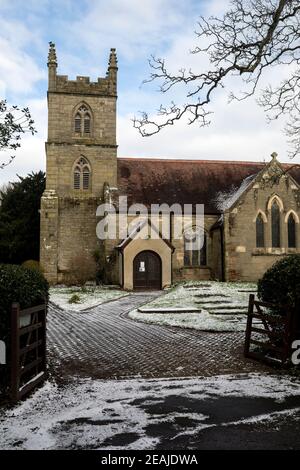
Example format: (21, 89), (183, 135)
(69, 190), (94, 198)
(73, 135), (92, 138)
(181, 266), (209, 270)
(71, 189), (91, 193)
(251, 248), (297, 256)
(252, 248), (267, 256)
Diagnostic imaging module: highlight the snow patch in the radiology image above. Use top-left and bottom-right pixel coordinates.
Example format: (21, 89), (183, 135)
(0, 373), (299, 450)
(50, 286), (128, 312)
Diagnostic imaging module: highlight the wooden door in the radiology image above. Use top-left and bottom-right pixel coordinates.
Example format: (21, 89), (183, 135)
(133, 251), (162, 290)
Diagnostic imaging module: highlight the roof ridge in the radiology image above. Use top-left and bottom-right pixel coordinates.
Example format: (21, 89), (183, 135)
(118, 157), (266, 165)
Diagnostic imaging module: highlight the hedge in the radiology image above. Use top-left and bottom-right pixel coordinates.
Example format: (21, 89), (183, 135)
(0, 264), (49, 399)
(21, 260), (41, 272)
(257, 254), (300, 314)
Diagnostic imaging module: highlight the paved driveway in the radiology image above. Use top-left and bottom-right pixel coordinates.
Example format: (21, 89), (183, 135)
(48, 292), (268, 381)
(2, 294), (299, 451)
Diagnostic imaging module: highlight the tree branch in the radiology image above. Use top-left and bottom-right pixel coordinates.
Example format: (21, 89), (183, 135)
(134, 0), (300, 157)
(0, 99), (36, 169)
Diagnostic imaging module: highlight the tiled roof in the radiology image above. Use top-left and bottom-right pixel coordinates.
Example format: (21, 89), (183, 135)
(117, 158), (300, 214)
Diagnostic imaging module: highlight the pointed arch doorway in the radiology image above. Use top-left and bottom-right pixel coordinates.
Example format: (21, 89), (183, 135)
(133, 251), (162, 290)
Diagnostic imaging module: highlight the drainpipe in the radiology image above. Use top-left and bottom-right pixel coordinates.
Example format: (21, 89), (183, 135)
(220, 225), (225, 282)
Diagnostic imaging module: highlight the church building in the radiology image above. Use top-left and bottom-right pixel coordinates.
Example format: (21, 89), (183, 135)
(40, 44), (300, 289)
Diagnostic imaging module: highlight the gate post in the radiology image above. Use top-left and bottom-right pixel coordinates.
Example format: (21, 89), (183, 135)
(283, 304), (297, 364)
(244, 294), (255, 357)
(286, 302), (300, 363)
(41, 302), (47, 378)
(11, 303), (20, 402)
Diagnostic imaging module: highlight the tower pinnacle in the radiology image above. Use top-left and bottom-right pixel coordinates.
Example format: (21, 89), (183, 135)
(47, 42), (57, 91)
(107, 48), (117, 95)
(48, 41), (57, 67)
(108, 48), (118, 70)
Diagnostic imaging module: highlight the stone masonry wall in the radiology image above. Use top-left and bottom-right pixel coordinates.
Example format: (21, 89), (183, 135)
(224, 161), (300, 282)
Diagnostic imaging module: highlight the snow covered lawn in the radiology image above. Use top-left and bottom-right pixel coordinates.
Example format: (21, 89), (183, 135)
(0, 373), (299, 450)
(50, 286), (128, 312)
(129, 281), (257, 332)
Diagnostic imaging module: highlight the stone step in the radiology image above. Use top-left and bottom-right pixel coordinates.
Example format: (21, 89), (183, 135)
(237, 290), (257, 293)
(194, 293), (229, 298)
(206, 305), (247, 311)
(138, 307), (201, 314)
(183, 284), (212, 289)
(209, 310), (247, 316)
(195, 300), (232, 305)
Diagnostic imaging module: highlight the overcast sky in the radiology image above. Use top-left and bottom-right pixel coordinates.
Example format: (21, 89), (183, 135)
(0, 0), (299, 186)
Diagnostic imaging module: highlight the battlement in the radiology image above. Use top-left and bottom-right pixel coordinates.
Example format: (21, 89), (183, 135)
(47, 42), (117, 96)
(54, 74), (114, 96)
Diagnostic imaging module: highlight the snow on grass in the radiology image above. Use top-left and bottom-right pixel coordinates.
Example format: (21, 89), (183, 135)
(49, 286), (128, 312)
(130, 309), (246, 332)
(0, 373), (299, 450)
(139, 307), (201, 313)
(129, 281), (257, 332)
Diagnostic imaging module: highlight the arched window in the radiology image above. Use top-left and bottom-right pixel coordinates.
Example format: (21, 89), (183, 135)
(74, 166), (81, 189)
(74, 113), (81, 133)
(74, 104), (92, 136)
(271, 201), (281, 247)
(288, 213), (296, 248)
(84, 113), (91, 134)
(73, 157), (91, 190)
(82, 167), (90, 189)
(256, 213), (265, 248)
(184, 228), (207, 267)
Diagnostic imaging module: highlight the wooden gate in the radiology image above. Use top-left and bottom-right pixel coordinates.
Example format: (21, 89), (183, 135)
(11, 303), (47, 402)
(244, 294), (297, 366)
(133, 251), (162, 290)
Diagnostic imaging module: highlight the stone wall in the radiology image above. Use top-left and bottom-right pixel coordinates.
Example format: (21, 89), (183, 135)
(210, 227), (223, 281)
(171, 214), (220, 282)
(224, 160), (300, 282)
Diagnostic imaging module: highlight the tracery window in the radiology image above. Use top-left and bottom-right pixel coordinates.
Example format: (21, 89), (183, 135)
(288, 213), (296, 248)
(184, 228), (207, 267)
(74, 104), (92, 136)
(256, 213), (265, 248)
(73, 156), (91, 190)
(271, 201), (281, 248)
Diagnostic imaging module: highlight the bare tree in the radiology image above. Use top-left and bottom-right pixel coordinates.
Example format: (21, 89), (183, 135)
(134, 0), (300, 157)
(0, 99), (36, 169)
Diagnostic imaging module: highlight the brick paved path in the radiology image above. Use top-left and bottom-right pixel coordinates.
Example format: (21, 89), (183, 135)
(48, 293), (268, 381)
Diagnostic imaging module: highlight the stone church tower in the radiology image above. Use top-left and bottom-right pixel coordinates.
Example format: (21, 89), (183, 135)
(40, 43), (118, 284)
